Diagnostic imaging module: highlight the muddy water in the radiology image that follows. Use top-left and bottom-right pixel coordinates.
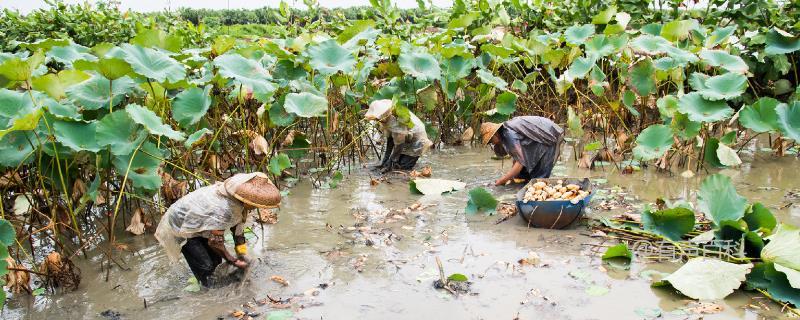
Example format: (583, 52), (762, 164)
(5, 146), (799, 320)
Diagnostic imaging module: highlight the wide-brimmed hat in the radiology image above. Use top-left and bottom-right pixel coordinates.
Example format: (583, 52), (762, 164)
(480, 122), (502, 145)
(364, 99), (392, 121)
(224, 172), (281, 209)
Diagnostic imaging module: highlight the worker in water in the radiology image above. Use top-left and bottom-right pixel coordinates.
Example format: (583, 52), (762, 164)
(481, 116), (565, 186)
(155, 172), (281, 287)
(365, 99), (433, 173)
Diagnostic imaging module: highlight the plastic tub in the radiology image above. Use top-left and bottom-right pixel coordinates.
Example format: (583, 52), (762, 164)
(515, 178), (594, 229)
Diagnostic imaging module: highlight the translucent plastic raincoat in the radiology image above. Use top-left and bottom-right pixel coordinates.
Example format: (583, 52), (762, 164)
(155, 173), (257, 262)
(381, 112), (433, 157)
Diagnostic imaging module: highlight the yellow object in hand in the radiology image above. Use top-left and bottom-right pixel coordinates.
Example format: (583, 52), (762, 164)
(235, 244), (247, 255)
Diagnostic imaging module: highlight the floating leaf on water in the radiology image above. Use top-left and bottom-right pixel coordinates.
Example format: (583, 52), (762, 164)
(409, 178), (466, 195)
(642, 207), (695, 241)
(602, 243), (633, 260)
(657, 257), (752, 300)
(697, 174), (746, 226)
(761, 225), (800, 270)
(585, 285), (609, 296)
(183, 276), (201, 292)
(447, 273), (468, 282)
(465, 187), (498, 215)
(267, 310), (294, 320)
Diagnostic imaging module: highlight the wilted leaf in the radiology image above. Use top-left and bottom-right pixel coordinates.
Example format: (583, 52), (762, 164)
(409, 178), (466, 195)
(762, 225), (800, 270)
(659, 258), (752, 300)
(126, 208), (146, 235)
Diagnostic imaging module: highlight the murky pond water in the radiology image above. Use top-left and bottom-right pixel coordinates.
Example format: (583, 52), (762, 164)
(5, 145), (799, 320)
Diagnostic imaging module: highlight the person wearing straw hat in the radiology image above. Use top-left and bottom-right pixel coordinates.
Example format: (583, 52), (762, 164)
(155, 172), (281, 287)
(365, 99), (433, 173)
(481, 116), (564, 186)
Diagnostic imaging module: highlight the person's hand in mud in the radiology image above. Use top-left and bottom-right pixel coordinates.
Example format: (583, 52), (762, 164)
(233, 258), (249, 269)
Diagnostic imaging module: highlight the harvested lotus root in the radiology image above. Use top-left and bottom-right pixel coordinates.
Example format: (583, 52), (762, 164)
(522, 180), (590, 204)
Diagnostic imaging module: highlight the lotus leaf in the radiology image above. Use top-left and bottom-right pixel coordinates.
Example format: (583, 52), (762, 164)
(273, 59), (308, 81)
(740, 97), (782, 133)
(268, 153), (292, 176)
(184, 128), (212, 149)
(409, 178), (466, 195)
(642, 207), (695, 241)
(398, 50), (441, 81)
(564, 24), (595, 45)
(592, 6), (616, 24)
(744, 203), (777, 233)
(465, 187), (498, 215)
(633, 124), (673, 161)
(111, 44), (185, 83)
(0, 89), (37, 126)
(268, 96), (296, 127)
(475, 69), (507, 90)
(47, 43), (97, 67)
(698, 72), (748, 101)
(172, 86), (212, 128)
(0, 131), (35, 168)
(53, 120), (101, 152)
(776, 102), (800, 141)
(0, 219), (14, 246)
(660, 19), (697, 42)
(112, 141), (163, 190)
(699, 50), (748, 74)
(630, 35), (671, 55)
(214, 53), (276, 102)
(565, 57), (594, 81)
(765, 28), (800, 55)
(0, 52), (45, 81)
(629, 58), (656, 96)
(698, 174), (747, 225)
(716, 142), (742, 167)
(307, 39), (356, 76)
(659, 258), (751, 300)
(495, 92), (517, 115)
(284, 92), (328, 118)
(677, 92), (733, 122)
(73, 58), (133, 80)
(0, 108), (43, 140)
(774, 264), (800, 289)
(762, 225), (800, 270)
(31, 69), (90, 100)
(96, 110), (147, 156)
(131, 28), (184, 52)
(66, 74), (136, 111)
(705, 26), (736, 48)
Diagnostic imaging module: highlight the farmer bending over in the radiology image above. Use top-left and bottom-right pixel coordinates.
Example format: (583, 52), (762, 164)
(365, 99), (433, 173)
(481, 116), (564, 186)
(155, 172), (280, 287)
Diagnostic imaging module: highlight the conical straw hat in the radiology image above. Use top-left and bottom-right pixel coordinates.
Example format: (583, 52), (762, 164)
(480, 122), (502, 145)
(365, 99), (392, 120)
(227, 172), (281, 209)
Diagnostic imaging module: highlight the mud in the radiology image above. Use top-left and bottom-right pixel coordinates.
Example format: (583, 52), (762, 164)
(4, 145), (798, 320)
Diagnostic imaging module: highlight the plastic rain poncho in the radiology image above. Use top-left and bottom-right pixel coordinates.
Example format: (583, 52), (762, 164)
(494, 116), (564, 179)
(381, 112), (433, 157)
(155, 173), (258, 262)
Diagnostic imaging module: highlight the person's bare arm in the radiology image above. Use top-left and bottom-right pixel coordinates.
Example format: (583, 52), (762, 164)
(208, 230), (247, 268)
(495, 161), (524, 186)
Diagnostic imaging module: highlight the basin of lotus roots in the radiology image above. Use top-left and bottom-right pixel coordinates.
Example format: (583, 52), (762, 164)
(4, 145), (799, 320)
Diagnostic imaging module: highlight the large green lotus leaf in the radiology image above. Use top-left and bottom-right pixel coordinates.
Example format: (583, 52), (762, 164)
(0, 52), (45, 81)
(765, 28), (800, 56)
(337, 19), (376, 44)
(184, 128), (212, 149)
(660, 258), (752, 300)
(585, 34), (624, 60)
(66, 74), (136, 110)
(307, 39), (356, 76)
(131, 28), (184, 52)
(564, 24), (595, 45)
(698, 72), (748, 101)
(657, 95), (679, 119)
(591, 6), (616, 24)
(268, 96), (296, 127)
(630, 35), (671, 55)
(73, 58), (133, 80)
(110, 44), (185, 83)
(273, 59), (308, 82)
(31, 69), (90, 100)
(126, 104), (184, 140)
(697, 174), (746, 226)
(688, 72), (709, 91)
(417, 85), (438, 112)
(0, 108), (43, 140)
(642, 207), (695, 241)
(495, 92), (517, 115)
(0, 219), (15, 246)
(0, 89), (37, 126)
(699, 50), (748, 74)
(398, 50), (441, 81)
(53, 120), (101, 152)
(0, 131), (35, 168)
(774, 264), (800, 289)
(633, 124), (673, 161)
(283, 92), (327, 118)
(763, 263), (800, 306)
(744, 203), (777, 233)
(776, 102), (800, 141)
(565, 57), (594, 81)
(268, 153), (292, 176)
(214, 53), (276, 102)
(677, 92), (733, 122)
(739, 97), (782, 133)
(96, 110), (147, 155)
(112, 141), (163, 191)
(670, 112), (701, 140)
(172, 86), (212, 128)
(476, 69), (507, 90)
(442, 56), (474, 82)
(629, 58), (656, 96)
(465, 187), (498, 215)
(661, 45), (698, 65)
(660, 19), (698, 42)
(762, 225), (800, 270)
(705, 26), (736, 48)
(47, 43), (97, 67)
(481, 44), (515, 58)
(409, 178), (466, 195)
